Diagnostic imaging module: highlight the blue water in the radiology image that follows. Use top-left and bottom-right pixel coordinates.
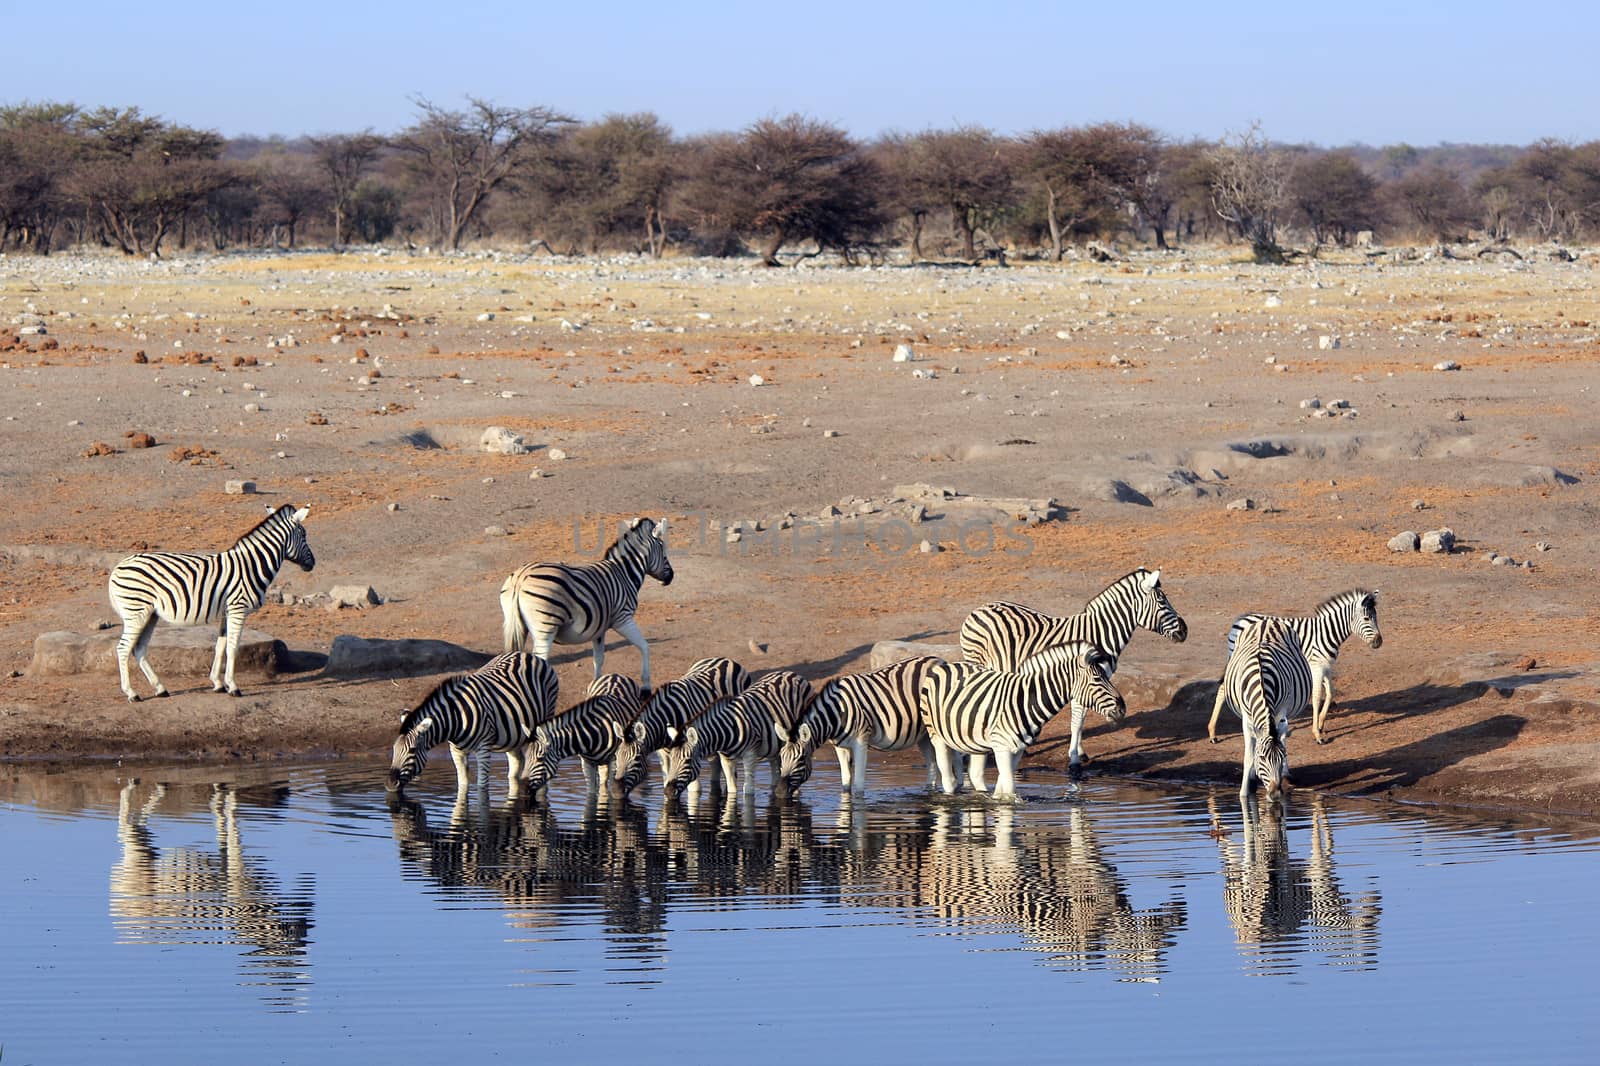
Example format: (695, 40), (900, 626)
(3, 761), (1598, 1064)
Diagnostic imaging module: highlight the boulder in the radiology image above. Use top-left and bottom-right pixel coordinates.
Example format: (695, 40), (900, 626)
(1388, 531), (1420, 552)
(480, 426), (531, 455)
(1421, 528), (1456, 554)
(328, 585), (382, 608)
(30, 626), (281, 678)
(324, 635), (492, 679)
(868, 640), (960, 672)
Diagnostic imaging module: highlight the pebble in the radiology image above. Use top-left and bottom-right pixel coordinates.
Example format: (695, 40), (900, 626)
(1411, 499), (1427, 511)
(1318, 335), (1340, 350)
(1226, 498), (1255, 511)
(243, 402), (260, 413)
(547, 448), (568, 461)
(823, 429), (839, 438)
(920, 539), (942, 554)
(387, 502), (400, 512)
(892, 344), (915, 362)
(749, 374), (764, 387)
(484, 525), (509, 537)
(1434, 360), (1461, 371)
(224, 480), (257, 495)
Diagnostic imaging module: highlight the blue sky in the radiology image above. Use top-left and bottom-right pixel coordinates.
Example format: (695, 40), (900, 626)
(7, 0), (1594, 144)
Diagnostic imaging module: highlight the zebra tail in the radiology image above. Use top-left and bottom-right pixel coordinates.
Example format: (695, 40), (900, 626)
(500, 576), (528, 654)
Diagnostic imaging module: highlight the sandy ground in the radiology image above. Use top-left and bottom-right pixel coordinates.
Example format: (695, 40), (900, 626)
(2, 244), (1597, 817)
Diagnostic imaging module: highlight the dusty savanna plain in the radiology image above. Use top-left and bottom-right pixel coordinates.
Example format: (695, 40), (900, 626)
(2, 245), (1597, 817)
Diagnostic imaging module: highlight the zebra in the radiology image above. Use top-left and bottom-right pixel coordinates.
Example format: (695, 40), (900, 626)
(107, 504), (316, 701)
(522, 673), (643, 797)
(773, 655), (951, 798)
(612, 657), (749, 797)
(959, 567), (1188, 675)
(920, 641), (1125, 797)
(661, 670), (812, 799)
(1217, 617), (1314, 800)
(499, 516), (674, 691)
(1207, 588), (1381, 745)
(386, 652), (559, 795)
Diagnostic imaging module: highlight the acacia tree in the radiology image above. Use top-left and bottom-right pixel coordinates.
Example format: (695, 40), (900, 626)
(396, 97), (571, 249)
(897, 127), (1014, 259)
(1288, 150), (1380, 245)
(533, 113), (674, 255)
(1382, 165), (1475, 241)
(257, 153), (327, 247)
(1208, 123), (1289, 262)
(873, 133), (938, 259)
(1021, 123), (1146, 259)
(679, 114), (885, 266)
(0, 101), (82, 252)
(309, 131), (383, 245)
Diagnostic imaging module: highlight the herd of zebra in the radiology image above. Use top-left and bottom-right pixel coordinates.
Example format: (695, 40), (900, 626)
(105, 506), (1382, 802)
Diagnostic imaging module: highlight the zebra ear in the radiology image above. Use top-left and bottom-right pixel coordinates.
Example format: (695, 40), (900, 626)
(607, 718), (624, 742)
(773, 722), (791, 743)
(684, 726), (699, 749)
(1142, 568), (1161, 590)
(628, 517), (645, 530)
(798, 723), (813, 744)
(632, 722), (647, 743)
(292, 506), (310, 524)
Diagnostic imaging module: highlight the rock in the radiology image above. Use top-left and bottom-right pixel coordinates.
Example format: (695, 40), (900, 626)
(1300, 397), (1322, 409)
(1264, 295), (1282, 308)
(1318, 335), (1340, 350)
(476, 312), (495, 322)
(132, 350), (148, 364)
(30, 626), (280, 678)
(1535, 541), (1552, 552)
(547, 448), (568, 461)
(306, 411), (329, 426)
(387, 502), (400, 512)
(1388, 531), (1420, 552)
(1434, 360), (1460, 371)
(868, 640), (960, 672)
(892, 344), (915, 362)
(325, 635), (492, 679)
(125, 431), (156, 449)
(1421, 528), (1456, 554)
(1492, 555), (1514, 567)
(1411, 499), (1427, 511)
(224, 479), (257, 495)
(243, 402), (261, 413)
(1226, 498), (1255, 511)
(1512, 654), (1538, 671)
(480, 426), (531, 455)
(822, 429), (839, 439)
(749, 374), (765, 387)
(484, 525), (509, 537)
(83, 442), (116, 458)
(919, 539), (941, 554)
(328, 585), (382, 609)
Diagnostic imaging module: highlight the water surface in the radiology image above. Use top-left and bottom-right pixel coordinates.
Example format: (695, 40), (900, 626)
(3, 761), (1597, 1063)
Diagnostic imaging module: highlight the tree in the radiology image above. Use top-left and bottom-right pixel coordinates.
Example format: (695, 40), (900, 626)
(257, 153), (327, 247)
(396, 97), (571, 249)
(309, 132), (383, 246)
(1020, 123), (1145, 259)
(678, 114), (886, 266)
(1208, 123), (1289, 263)
(0, 101), (83, 252)
(531, 113), (674, 255)
(1288, 150), (1380, 245)
(895, 127), (1015, 259)
(1383, 165), (1474, 241)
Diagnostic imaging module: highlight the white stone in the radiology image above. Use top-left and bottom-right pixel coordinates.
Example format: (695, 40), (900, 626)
(892, 344), (915, 362)
(224, 480), (256, 495)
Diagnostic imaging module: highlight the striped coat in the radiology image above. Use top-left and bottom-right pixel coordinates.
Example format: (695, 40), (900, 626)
(1209, 589), (1381, 745)
(500, 516), (674, 690)
(107, 504), (315, 701)
(612, 657), (750, 797)
(385, 652), (559, 794)
(524, 674), (643, 794)
(662, 670), (812, 797)
(1218, 618), (1314, 799)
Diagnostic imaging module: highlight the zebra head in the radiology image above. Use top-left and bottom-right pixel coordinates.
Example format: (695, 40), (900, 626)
(285, 506), (316, 572)
(612, 719), (653, 798)
(1135, 568), (1187, 643)
(617, 517), (674, 586)
(386, 710), (436, 792)
(773, 721), (815, 800)
(523, 725), (561, 795)
(659, 725), (698, 796)
(1074, 647), (1127, 724)
(1355, 590), (1382, 649)
(1252, 732), (1289, 795)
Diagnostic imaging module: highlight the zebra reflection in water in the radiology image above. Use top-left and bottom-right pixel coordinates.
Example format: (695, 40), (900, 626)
(1211, 794), (1382, 975)
(111, 780), (314, 1009)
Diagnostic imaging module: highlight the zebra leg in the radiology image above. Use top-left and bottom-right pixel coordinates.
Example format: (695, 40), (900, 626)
(849, 737), (869, 794)
(834, 742), (855, 791)
(210, 621), (228, 692)
(219, 607), (247, 695)
(1312, 668), (1333, 744)
(967, 750), (990, 794)
(742, 753), (758, 797)
(1208, 681), (1229, 743)
(1067, 701), (1088, 772)
(120, 612), (163, 701)
(613, 617), (651, 692)
(992, 745), (1016, 799)
(506, 748), (527, 790)
(449, 744), (472, 794)
(582, 758), (600, 792)
(720, 753), (740, 794)
(591, 635), (607, 680)
(931, 738), (958, 795)
(1239, 730), (1255, 801)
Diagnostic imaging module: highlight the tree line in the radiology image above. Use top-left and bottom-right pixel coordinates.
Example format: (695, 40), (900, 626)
(3, 98), (1597, 263)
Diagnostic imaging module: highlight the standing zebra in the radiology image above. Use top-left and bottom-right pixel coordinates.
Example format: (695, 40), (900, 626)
(523, 674), (643, 796)
(1217, 617), (1314, 800)
(108, 504), (316, 702)
(959, 568), (1188, 675)
(662, 670), (812, 798)
(920, 642), (1125, 797)
(500, 516), (674, 691)
(1207, 589), (1381, 745)
(774, 655), (949, 798)
(386, 652), (559, 795)
(612, 657), (750, 797)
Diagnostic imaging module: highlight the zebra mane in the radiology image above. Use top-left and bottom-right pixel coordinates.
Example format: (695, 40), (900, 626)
(1317, 588), (1373, 614)
(232, 504), (297, 548)
(1092, 568), (1155, 604)
(398, 674), (466, 735)
(602, 518), (655, 562)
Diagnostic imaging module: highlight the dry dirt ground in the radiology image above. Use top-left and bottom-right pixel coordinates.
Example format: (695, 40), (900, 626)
(2, 245), (1597, 817)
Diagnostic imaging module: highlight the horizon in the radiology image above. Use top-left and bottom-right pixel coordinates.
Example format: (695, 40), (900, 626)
(6, 0), (1596, 146)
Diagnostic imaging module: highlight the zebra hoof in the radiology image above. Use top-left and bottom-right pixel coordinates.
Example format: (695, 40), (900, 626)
(154, 689), (170, 699)
(1209, 736), (1223, 745)
(227, 688), (243, 698)
(127, 693), (141, 703)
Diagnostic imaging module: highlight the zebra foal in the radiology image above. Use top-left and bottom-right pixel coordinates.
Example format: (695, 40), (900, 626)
(920, 642), (1125, 797)
(523, 674), (643, 796)
(500, 516), (674, 691)
(1208, 589), (1381, 745)
(774, 655), (948, 798)
(612, 657), (749, 797)
(1218, 618), (1314, 800)
(107, 504), (316, 701)
(662, 670), (812, 799)
(386, 652), (559, 795)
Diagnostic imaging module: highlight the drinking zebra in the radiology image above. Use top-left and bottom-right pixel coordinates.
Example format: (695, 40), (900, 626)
(774, 655), (949, 798)
(107, 504), (316, 701)
(386, 652), (559, 795)
(499, 516), (674, 691)
(661, 670), (812, 799)
(920, 642), (1125, 797)
(1217, 617), (1314, 800)
(1207, 588), (1381, 745)
(959, 567), (1188, 674)
(523, 673), (643, 796)
(612, 657), (750, 797)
